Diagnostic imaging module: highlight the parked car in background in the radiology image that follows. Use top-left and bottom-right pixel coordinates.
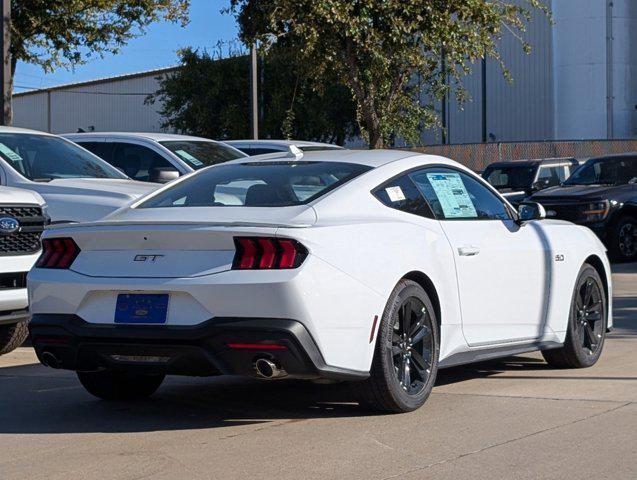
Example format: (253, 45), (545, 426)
(225, 139), (345, 156)
(482, 157), (579, 206)
(531, 153), (637, 262)
(0, 127), (157, 223)
(63, 132), (246, 183)
(0, 186), (47, 355)
(29, 150), (611, 413)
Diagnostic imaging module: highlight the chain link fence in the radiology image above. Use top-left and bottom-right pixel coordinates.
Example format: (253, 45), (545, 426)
(409, 139), (637, 171)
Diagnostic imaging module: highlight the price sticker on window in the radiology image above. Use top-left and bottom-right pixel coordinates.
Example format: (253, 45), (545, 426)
(385, 186), (406, 202)
(426, 173), (477, 219)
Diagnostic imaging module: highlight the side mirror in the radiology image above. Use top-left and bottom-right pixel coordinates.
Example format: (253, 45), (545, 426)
(149, 167), (180, 184)
(518, 201), (546, 223)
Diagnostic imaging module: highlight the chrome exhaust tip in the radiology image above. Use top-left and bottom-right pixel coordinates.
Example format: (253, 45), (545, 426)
(253, 357), (286, 379)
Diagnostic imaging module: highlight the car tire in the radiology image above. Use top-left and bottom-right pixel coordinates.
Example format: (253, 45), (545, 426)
(609, 215), (637, 262)
(0, 322), (29, 356)
(542, 264), (607, 368)
(355, 280), (439, 413)
(77, 370), (165, 401)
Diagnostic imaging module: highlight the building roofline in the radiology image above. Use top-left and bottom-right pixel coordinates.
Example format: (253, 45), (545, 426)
(14, 66), (180, 97)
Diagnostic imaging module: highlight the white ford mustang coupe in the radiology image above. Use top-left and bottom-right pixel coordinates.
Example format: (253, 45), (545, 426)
(28, 150), (612, 412)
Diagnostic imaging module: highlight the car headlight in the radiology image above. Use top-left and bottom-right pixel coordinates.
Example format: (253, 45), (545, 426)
(581, 200), (610, 222)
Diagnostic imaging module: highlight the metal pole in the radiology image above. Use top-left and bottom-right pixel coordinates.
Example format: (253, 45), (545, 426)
(250, 43), (258, 139)
(605, 0), (614, 139)
(481, 57), (487, 143)
(0, 0), (10, 126)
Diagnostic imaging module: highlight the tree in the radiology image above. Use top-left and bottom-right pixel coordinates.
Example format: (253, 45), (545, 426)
(228, 0), (549, 148)
(11, 1), (189, 93)
(147, 45), (358, 143)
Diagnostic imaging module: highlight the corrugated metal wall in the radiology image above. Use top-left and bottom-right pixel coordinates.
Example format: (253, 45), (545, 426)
(14, 71), (174, 134)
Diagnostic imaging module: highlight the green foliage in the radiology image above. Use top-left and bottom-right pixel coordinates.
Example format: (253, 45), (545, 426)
(11, 1), (189, 74)
(147, 45), (358, 143)
(228, 0), (550, 148)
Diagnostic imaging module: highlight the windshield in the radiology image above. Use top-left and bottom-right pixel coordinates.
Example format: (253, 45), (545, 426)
(0, 133), (126, 181)
(160, 141), (245, 170)
(138, 161), (371, 208)
(564, 158), (637, 186)
(482, 165), (536, 191)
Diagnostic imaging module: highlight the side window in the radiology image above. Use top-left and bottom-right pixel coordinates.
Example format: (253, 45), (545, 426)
(77, 142), (113, 162)
(240, 147), (281, 156)
(110, 143), (174, 181)
(410, 167), (511, 221)
(373, 174), (434, 218)
(537, 165), (565, 187)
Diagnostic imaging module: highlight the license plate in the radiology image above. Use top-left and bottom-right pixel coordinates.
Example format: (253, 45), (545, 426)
(115, 294), (169, 324)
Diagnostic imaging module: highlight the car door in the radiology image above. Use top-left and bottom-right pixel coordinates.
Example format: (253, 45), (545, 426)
(410, 166), (551, 346)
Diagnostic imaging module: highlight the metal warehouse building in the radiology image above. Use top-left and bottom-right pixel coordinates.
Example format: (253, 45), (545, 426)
(13, 0), (637, 144)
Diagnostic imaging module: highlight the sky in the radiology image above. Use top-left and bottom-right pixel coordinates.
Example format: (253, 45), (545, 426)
(14, 0), (239, 93)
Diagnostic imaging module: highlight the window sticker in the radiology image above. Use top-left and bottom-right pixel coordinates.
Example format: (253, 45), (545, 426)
(175, 149), (204, 167)
(0, 143), (23, 163)
(426, 173), (477, 219)
(385, 185), (406, 202)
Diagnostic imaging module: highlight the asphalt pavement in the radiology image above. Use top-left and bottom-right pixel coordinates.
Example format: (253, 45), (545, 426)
(1, 264), (635, 479)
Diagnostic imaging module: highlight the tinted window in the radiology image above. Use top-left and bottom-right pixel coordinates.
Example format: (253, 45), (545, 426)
(373, 174), (433, 218)
(482, 165), (536, 191)
(111, 143), (174, 181)
(537, 165), (567, 187)
(411, 167), (511, 221)
(239, 147), (281, 156)
(138, 161), (371, 208)
(160, 141), (244, 169)
(565, 157), (637, 186)
(77, 141), (113, 162)
(0, 134), (126, 181)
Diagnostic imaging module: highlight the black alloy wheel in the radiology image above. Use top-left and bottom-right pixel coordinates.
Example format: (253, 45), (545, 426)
(542, 264), (607, 368)
(356, 280), (439, 413)
(391, 297), (435, 395)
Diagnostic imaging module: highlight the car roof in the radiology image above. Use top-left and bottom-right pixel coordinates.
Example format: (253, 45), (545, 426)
(587, 152), (637, 162)
(0, 126), (56, 136)
(225, 139), (344, 149)
(221, 148), (431, 168)
(61, 132), (221, 143)
(486, 157), (577, 168)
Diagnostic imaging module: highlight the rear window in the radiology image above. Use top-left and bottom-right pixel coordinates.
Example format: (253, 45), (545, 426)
(137, 161), (371, 208)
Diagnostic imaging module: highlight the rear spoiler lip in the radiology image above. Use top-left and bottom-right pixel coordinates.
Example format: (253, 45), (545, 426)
(45, 220), (314, 232)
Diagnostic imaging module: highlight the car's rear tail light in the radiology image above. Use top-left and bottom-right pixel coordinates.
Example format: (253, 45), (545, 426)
(233, 237), (307, 270)
(36, 238), (80, 269)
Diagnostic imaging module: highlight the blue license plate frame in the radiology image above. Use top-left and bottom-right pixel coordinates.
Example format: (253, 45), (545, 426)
(114, 293), (169, 324)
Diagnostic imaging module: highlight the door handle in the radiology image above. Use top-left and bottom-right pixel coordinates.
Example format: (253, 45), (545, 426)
(458, 245), (480, 256)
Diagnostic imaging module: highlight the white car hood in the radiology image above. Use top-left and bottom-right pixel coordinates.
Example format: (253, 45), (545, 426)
(33, 178), (158, 200)
(0, 185), (44, 205)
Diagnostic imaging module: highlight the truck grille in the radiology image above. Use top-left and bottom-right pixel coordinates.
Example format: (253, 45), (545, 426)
(0, 272), (27, 290)
(538, 203), (584, 223)
(0, 205), (47, 255)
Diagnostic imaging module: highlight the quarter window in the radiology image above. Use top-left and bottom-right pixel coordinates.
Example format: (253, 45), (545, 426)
(373, 174), (434, 218)
(410, 167), (511, 221)
(537, 165), (567, 187)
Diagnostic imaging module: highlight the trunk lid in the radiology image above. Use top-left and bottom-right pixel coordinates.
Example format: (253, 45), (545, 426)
(49, 205), (316, 278)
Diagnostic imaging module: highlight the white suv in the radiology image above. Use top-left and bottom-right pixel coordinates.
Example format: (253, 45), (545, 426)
(0, 186), (46, 354)
(0, 127), (158, 223)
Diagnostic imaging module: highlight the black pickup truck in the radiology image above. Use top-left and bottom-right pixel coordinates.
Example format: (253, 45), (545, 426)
(531, 153), (637, 262)
(482, 157), (579, 207)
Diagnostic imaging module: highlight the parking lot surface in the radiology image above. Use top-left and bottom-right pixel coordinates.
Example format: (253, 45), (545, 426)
(1, 265), (636, 480)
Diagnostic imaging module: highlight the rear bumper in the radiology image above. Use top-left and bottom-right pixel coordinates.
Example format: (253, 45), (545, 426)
(29, 314), (368, 381)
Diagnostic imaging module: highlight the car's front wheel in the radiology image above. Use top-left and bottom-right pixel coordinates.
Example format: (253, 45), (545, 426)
(610, 215), (637, 262)
(356, 280), (439, 413)
(77, 370), (165, 401)
(542, 264), (607, 368)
